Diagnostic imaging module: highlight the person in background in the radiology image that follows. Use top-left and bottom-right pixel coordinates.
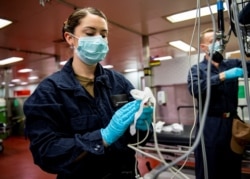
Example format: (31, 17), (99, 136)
(187, 28), (250, 179)
(23, 7), (153, 179)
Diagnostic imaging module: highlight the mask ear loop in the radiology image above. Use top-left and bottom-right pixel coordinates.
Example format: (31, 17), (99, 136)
(68, 33), (79, 39)
(67, 33), (78, 49)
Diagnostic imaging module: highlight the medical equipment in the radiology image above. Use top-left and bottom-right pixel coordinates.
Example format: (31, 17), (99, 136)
(157, 91), (166, 106)
(217, 0), (226, 54)
(229, 0), (250, 119)
(228, 0), (250, 57)
(130, 1), (236, 178)
(127, 1), (250, 178)
(128, 87), (196, 179)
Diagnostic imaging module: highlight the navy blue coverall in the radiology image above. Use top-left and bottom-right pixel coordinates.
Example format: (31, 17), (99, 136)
(187, 57), (250, 179)
(23, 58), (151, 179)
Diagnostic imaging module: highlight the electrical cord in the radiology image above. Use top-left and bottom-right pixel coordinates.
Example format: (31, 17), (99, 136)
(129, 87), (169, 166)
(199, 1), (218, 178)
(134, 123), (150, 179)
(133, 1), (250, 179)
(128, 88), (189, 179)
(129, 2), (222, 177)
(150, 1), (218, 178)
(170, 1), (201, 178)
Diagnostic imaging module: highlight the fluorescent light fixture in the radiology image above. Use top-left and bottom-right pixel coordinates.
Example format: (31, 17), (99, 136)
(0, 57), (23, 65)
(11, 79), (21, 83)
(1, 82), (14, 87)
(20, 82), (28, 85)
(169, 40), (196, 52)
(18, 68), (33, 73)
(166, 2), (227, 23)
(124, 68), (137, 73)
(0, 18), (12, 29)
(60, 60), (67, 65)
(154, 56), (173, 61)
(28, 76), (39, 80)
(103, 65), (114, 69)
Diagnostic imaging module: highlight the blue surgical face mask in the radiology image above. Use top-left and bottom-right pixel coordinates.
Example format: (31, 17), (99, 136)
(208, 41), (222, 54)
(73, 35), (109, 65)
(208, 41), (224, 63)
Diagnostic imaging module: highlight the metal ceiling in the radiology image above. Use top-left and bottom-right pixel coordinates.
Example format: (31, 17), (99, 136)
(0, 0), (241, 87)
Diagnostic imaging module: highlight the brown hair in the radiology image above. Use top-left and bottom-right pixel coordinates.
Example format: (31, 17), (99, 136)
(200, 28), (214, 43)
(62, 7), (107, 40)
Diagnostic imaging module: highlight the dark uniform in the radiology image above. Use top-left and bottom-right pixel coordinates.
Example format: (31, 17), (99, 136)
(24, 58), (151, 179)
(187, 57), (250, 179)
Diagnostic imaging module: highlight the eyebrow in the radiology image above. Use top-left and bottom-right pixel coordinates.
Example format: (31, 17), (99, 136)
(83, 26), (108, 33)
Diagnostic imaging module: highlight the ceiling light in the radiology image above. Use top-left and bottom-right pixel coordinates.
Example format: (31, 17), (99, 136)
(18, 68), (33, 73)
(11, 79), (21, 83)
(153, 56), (173, 61)
(0, 57), (23, 66)
(124, 69), (137, 73)
(2, 82), (15, 87)
(0, 18), (12, 29)
(169, 40), (196, 52)
(20, 82), (28, 85)
(103, 65), (114, 69)
(28, 76), (39, 80)
(60, 60), (67, 65)
(166, 2), (227, 23)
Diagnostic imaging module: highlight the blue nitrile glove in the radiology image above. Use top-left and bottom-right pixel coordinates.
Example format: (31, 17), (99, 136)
(101, 100), (141, 146)
(136, 106), (153, 131)
(224, 67), (243, 80)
